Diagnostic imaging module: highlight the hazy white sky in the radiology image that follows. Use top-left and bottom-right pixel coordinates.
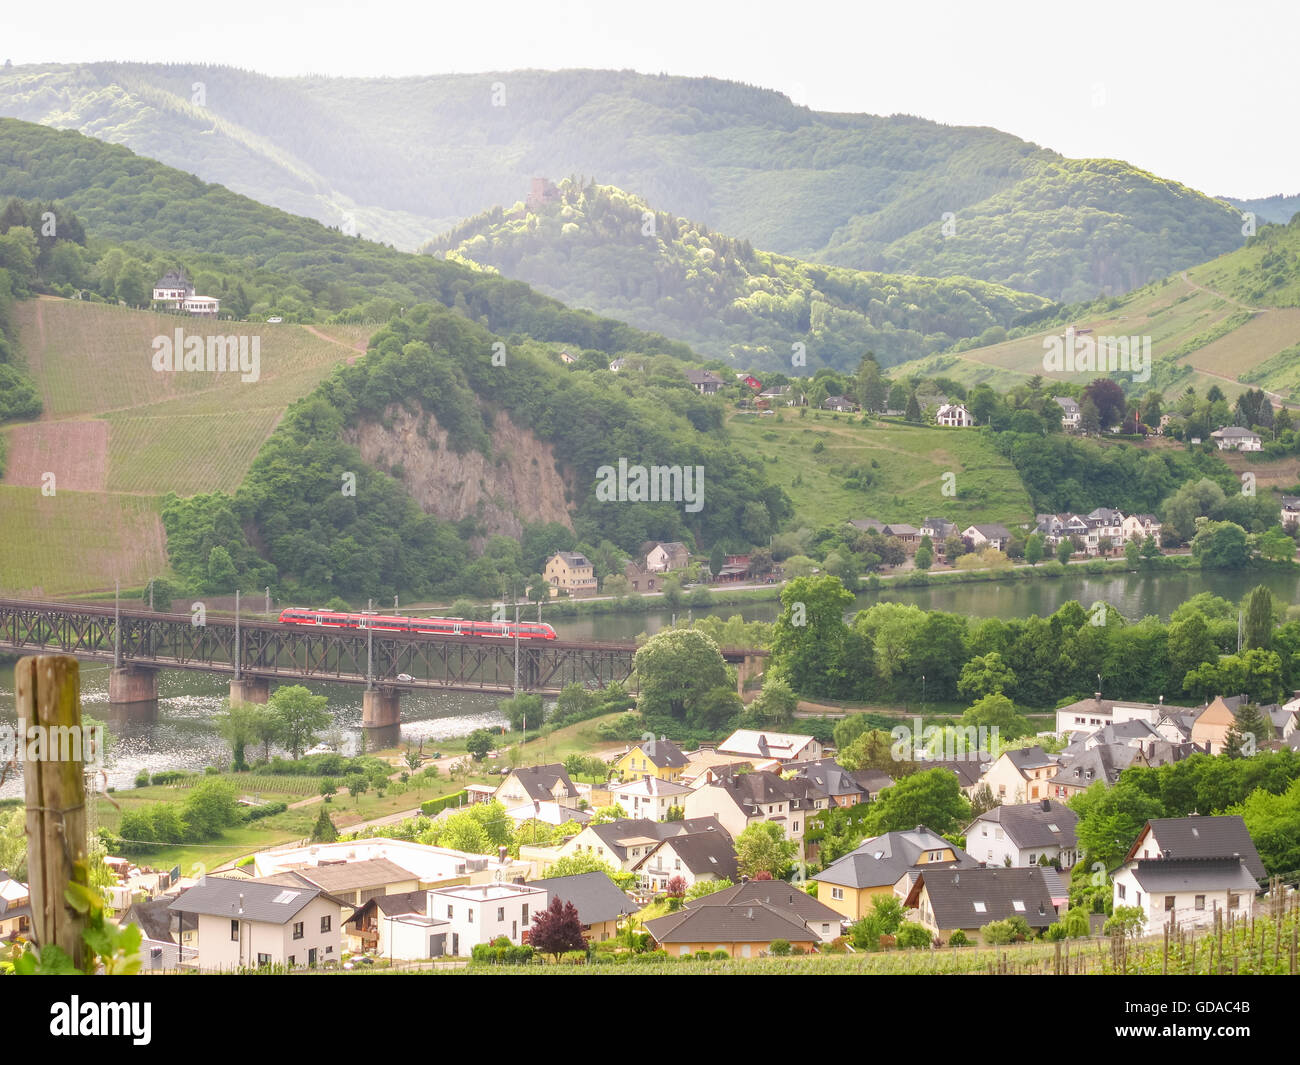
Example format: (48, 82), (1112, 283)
(6, 0), (1295, 198)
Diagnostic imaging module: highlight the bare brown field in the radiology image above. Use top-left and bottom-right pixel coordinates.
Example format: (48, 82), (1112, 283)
(1, 419), (109, 491)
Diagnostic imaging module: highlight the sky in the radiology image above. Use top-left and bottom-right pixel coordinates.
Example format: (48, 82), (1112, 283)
(4, 0), (1296, 198)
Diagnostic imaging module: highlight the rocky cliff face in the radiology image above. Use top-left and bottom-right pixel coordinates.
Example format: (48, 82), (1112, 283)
(344, 404), (574, 543)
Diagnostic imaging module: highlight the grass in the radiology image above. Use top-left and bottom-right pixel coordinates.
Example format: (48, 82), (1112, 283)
(0, 485), (168, 595)
(728, 411), (1034, 526)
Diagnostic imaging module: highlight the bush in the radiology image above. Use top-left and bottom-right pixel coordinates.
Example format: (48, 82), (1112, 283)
(769, 939), (792, 956)
(134, 770), (150, 788)
(979, 919), (1016, 945)
(895, 922), (932, 949)
(948, 929), (969, 947)
(242, 801), (288, 822)
(710, 949), (730, 960)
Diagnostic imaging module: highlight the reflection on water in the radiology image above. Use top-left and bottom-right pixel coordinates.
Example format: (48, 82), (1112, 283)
(2, 565), (1295, 795)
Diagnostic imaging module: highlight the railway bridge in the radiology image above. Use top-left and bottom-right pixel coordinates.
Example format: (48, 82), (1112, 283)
(0, 599), (768, 735)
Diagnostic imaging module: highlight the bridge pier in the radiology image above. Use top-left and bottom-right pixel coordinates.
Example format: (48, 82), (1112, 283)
(362, 687), (401, 749)
(108, 666), (158, 706)
(229, 676), (271, 704)
(736, 654), (764, 704)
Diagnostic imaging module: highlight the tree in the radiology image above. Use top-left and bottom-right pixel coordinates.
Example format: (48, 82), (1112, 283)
(685, 877), (733, 900)
(1225, 703), (1273, 758)
(214, 698), (261, 771)
(914, 535), (934, 571)
(268, 685), (330, 760)
(840, 728), (914, 776)
(1024, 534), (1044, 566)
(866, 769), (971, 836)
(404, 745), (423, 772)
(708, 543), (725, 578)
(849, 893), (906, 950)
(182, 778), (240, 839)
(349, 776), (370, 806)
(529, 897), (587, 961)
(1124, 538), (1141, 567)
(1079, 397), (1101, 435)
(545, 851), (624, 882)
(734, 822), (798, 879)
(665, 875), (687, 899)
(1192, 521), (1249, 568)
(1103, 906), (1146, 940)
(960, 692), (1031, 740)
(438, 811), (490, 853)
(957, 652), (1016, 700)
(501, 693), (543, 732)
(1256, 526), (1296, 563)
(905, 392), (922, 423)
(311, 807), (338, 842)
(1056, 537), (1073, 564)
(466, 729), (493, 761)
(633, 628), (731, 722)
(895, 922), (932, 948)
(1243, 586), (1275, 650)
(1082, 379), (1126, 428)
(770, 576), (853, 698)
(319, 778), (337, 802)
(747, 677), (797, 727)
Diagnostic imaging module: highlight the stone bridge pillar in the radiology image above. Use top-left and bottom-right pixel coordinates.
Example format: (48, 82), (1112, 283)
(230, 676), (271, 704)
(362, 687), (401, 749)
(736, 654), (765, 703)
(108, 666), (158, 706)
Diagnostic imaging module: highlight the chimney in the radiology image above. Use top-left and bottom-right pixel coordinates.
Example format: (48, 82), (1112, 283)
(1093, 692), (1101, 701)
(498, 845), (507, 864)
(1040, 798), (1050, 812)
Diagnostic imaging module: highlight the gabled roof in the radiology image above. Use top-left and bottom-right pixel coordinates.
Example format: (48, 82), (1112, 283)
(1001, 746), (1058, 772)
(344, 889), (429, 927)
(583, 817), (728, 859)
(636, 831), (739, 881)
(1125, 816), (1266, 879)
(905, 866), (1057, 930)
(268, 857), (417, 894)
(613, 775), (693, 798)
(685, 881), (842, 924)
(168, 876), (336, 924)
(704, 769), (807, 812)
(644, 902), (816, 944)
(967, 800), (1078, 850)
(813, 827), (978, 890)
(1054, 396), (1080, 412)
(501, 763), (579, 801)
(966, 523), (1011, 539)
(631, 736), (688, 769)
(920, 757), (989, 789)
(122, 896), (196, 942)
(527, 872), (630, 926)
(552, 551), (591, 568)
(718, 729), (816, 759)
(1054, 743), (1141, 787)
(787, 759), (868, 800)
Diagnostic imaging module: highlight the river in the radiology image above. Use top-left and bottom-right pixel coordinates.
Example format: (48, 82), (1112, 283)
(2, 567), (1293, 794)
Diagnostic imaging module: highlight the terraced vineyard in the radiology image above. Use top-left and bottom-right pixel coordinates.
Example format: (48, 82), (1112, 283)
(0, 298), (375, 594)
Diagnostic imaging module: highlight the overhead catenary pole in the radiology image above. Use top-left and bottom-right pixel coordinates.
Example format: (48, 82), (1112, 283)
(234, 589), (241, 681)
(113, 579), (121, 670)
(367, 598), (374, 690)
(513, 583), (520, 699)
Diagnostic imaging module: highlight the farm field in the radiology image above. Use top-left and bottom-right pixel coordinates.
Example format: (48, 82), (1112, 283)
(728, 410), (1034, 527)
(0, 298), (377, 592)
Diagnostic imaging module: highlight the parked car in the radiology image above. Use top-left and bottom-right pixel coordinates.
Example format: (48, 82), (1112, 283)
(266, 315), (283, 323)
(396, 672), (414, 682)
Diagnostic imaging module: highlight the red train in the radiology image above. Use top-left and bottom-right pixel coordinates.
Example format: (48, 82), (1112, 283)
(277, 607), (557, 640)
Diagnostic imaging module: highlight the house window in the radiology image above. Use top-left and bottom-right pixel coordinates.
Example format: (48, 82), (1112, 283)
(468, 909), (475, 922)
(1118, 884), (1126, 900)
(497, 907), (505, 922)
(321, 915), (331, 933)
(973, 902), (987, 914)
(674, 859), (682, 871)
(257, 953), (270, 966)
(230, 919), (239, 942)
(793, 822), (800, 832)
(292, 922), (304, 940)
(1164, 896), (1175, 911)
(1228, 894), (1240, 909)
(831, 887), (844, 901)
(1194, 895), (1205, 911)
(1028, 854), (1035, 864)
(522, 905), (529, 923)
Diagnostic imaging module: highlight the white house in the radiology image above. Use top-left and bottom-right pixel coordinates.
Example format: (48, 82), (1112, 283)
(610, 776), (694, 821)
(168, 876), (345, 971)
(1121, 513), (1162, 543)
(1210, 426), (1262, 451)
(1054, 396), (1081, 431)
(426, 882), (548, 955)
(632, 830), (740, 892)
(682, 770), (809, 848)
(936, 403), (974, 427)
(965, 799), (1079, 869)
(962, 524), (1012, 552)
(717, 729), (822, 764)
(1282, 496), (1300, 529)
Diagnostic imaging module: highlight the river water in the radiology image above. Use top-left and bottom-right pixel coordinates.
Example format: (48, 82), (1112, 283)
(3, 568), (1295, 794)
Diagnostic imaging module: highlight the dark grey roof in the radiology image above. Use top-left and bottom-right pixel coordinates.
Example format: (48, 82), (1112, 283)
(908, 867), (1058, 930)
(686, 881), (841, 924)
(507, 763), (579, 801)
(1003, 746), (1058, 771)
(644, 902), (816, 944)
(968, 800), (1078, 849)
(343, 889), (428, 928)
(122, 896), (197, 942)
(1129, 857), (1259, 893)
(1055, 743), (1141, 787)
(641, 831), (739, 881)
(639, 737), (688, 769)
(706, 770), (808, 812)
(814, 828), (978, 890)
(847, 769), (896, 795)
(528, 872), (631, 926)
(584, 817), (728, 859)
(1128, 816), (1266, 879)
(168, 876), (333, 924)
(788, 759), (867, 800)
(920, 757), (989, 788)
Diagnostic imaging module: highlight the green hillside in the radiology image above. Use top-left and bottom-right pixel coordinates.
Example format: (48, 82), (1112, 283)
(891, 216), (1300, 405)
(0, 64), (1245, 302)
(428, 180), (1048, 372)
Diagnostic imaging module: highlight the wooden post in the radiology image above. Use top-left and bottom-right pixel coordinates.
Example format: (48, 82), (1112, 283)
(18, 655), (88, 967)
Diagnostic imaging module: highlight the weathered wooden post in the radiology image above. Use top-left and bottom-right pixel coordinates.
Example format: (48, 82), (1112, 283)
(18, 655), (88, 967)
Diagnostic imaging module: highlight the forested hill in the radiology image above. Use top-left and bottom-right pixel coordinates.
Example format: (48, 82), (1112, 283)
(0, 64), (1244, 301)
(426, 181), (1048, 371)
(0, 118), (693, 359)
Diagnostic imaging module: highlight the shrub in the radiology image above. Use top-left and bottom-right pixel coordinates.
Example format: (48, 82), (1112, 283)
(243, 801), (288, 822)
(769, 939), (792, 956)
(979, 919), (1016, 945)
(134, 770), (150, 788)
(895, 922), (932, 949)
(948, 930), (969, 946)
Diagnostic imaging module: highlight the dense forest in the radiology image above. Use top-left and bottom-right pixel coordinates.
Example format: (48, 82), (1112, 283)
(0, 119), (695, 357)
(161, 303), (793, 601)
(0, 65), (1245, 300)
(426, 180), (1047, 371)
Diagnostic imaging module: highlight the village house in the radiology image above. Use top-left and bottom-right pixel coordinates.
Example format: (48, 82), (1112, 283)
(151, 269), (220, 317)
(610, 775), (694, 821)
(495, 763), (581, 811)
(820, 395), (857, 412)
(621, 561), (658, 592)
(1191, 696), (1241, 755)
(427, 882), (548, 954)
(632, 830), (740, 892)
(343, 890), (445, 959)
(1121, 513), (1162, 543)
(962, 523), (1012, 552)
(965, 799), (1079, 869)
(613, 736), (688, 782)
(905, 866), (1059, 944)
(683, 881), (845, 943)
(556, 817), (730, 873)
(918, 756), (991, 799)
(1053, 696), (1199, 739)
(1111, 815), (1265, 934)
(680, 747), (760, 785)
(982, 746), (1060, 803)
(813, 827), (980, 922)
(643, 541), (690, 572)
(543, 551), (598, 598)
(255, 857), (420, 909)
(526, 871), (629, 942)
(786, 758), (875, 810)
(643, 901), (817, 957)
(1282, 496), (1300, 529)
(1210, 426), (1262, 451)
(935, 403), (975, 427)
(682, 770), (810, 847)
(1085, 507), (1126, 554)
(717, 728), (823, 764)
(526, 176), (562, 210)
(1051, 742), (1149, 799)
(1054, 396), (1081, 431)
(168, 876), (347, 971)
(685, 368), (725, 395)
(0, 872), (32, 942)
